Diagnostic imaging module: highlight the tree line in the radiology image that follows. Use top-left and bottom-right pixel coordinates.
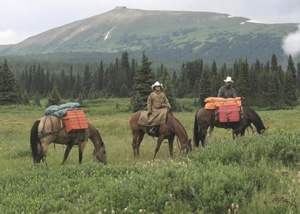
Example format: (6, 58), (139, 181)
(0, 52), (299, 109)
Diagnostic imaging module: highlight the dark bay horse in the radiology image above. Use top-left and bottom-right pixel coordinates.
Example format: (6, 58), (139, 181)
(130, 111), (191, 159)
(194, 106), (265, 148)
(30, 116), (107, 164)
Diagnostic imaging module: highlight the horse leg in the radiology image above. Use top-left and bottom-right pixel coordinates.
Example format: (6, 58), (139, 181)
(78, 140), (88, 164)
(168, 136), (175, 158)
(37, 140), (51, 164)
(61, 144), (73, 165)
(200, 126), (208, 147)
(136, 131), (145, 157)
(153, 135), (165, 159)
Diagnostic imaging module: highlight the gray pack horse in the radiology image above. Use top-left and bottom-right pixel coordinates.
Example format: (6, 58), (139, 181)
(30, 116), (107, 164)
(194, 105), (265, 148)
(130, 111), (192, 159)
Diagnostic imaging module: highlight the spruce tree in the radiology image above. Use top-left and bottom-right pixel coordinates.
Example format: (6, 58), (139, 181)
(284, 70), (297, 106)
(198, 67), (211, 107)
(0, 59), (19, 105)
(130, 52), (154, 111)
(161, 70), (177, 111)
(23, 91), (30, 105)
(287, 54), (296, 85)
(34, 93), (41, 106)
(47, 85), (61, 107)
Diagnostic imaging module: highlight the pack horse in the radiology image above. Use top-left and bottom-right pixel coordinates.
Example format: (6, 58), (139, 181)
(194, 98), (265, 148)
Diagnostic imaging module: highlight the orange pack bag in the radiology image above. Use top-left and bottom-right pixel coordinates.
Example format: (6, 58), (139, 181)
(62, 110), (88, 132)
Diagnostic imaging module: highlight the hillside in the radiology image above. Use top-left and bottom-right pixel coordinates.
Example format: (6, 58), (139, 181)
(0, 7), (299, 66)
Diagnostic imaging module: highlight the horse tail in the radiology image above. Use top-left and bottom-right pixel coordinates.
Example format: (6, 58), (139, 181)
(30, 120), (40, 163)
(193, 110), (200, 147)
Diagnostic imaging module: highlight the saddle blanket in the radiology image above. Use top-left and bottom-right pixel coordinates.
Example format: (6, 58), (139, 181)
(62, 110), (88, 132)
(218, 104), (240, 123)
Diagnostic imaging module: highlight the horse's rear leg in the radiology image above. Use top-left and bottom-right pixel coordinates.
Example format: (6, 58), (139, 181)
(200, 127), (208, 147)
(132, 131), (144, 157)
(153, 135), (165, 159)
(37, 140), (51, 163)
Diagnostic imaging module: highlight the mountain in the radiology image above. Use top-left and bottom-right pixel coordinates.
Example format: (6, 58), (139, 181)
(0, 7), (299, 67)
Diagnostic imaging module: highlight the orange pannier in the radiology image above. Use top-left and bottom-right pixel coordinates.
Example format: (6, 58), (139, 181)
(62, 110), (88, 132)
(218, 104), (240, 123)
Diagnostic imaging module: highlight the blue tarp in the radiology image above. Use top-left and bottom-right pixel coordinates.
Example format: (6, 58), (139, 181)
(44, 102), (81, 118)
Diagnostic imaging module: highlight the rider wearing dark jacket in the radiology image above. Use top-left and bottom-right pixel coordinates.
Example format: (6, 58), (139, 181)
(218, 76), (236, 98)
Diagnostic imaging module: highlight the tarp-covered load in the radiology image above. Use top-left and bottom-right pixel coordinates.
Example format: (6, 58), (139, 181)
(204, 97), (242, 110)
(45, 102), (81, 118)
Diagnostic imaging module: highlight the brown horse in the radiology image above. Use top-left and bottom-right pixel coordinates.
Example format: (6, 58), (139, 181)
(130, 111), (191, 159)
(30, 116), (107, 164)
(194, 105), (265, 148)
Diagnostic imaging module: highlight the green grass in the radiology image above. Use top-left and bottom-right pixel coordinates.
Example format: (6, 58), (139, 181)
(0, 98), (299, 213)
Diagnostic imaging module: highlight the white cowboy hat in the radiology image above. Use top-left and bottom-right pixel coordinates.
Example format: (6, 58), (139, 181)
(224, 76), (234, 83)
(151, 81), (163, 90)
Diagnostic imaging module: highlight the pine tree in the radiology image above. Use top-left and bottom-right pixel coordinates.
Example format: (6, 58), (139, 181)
(34, 93), (41, 106)
(235, 59), (249, 98)
(130, 52), (154, 111)
(47, 85), (61, 107)
(198, 66), (211, 107)
(82, 64), (91, 97)
(287, 54), (296, 85)
(22, 91), (30, 105)
(0, 59), (19, 105)
(131, 92), (144, 112)
(161, 70), (177, 111)
(270, 53), (278, 73)
(284, 70), (297, 106)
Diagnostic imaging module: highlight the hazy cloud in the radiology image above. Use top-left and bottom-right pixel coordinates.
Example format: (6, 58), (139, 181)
(282, 25), (300, 57)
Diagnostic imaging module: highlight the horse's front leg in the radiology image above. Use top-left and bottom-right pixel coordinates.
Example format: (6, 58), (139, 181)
(168, 135), (175, 158)
(78, 140), (88, 164)
(61, 144), (73, 165)
(153, 135), (165, 159)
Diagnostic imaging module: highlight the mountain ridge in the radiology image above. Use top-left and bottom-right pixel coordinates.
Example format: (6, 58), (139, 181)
(1, 7), (299, 66)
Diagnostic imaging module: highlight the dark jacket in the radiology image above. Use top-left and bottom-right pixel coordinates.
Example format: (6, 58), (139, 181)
(218, 85), (237, 98)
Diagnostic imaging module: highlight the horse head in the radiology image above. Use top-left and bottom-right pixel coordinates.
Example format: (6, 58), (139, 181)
(93, 142), (107, 164)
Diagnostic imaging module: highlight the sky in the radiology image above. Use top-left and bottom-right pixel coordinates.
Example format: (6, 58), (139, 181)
(1, 0), (300, 54)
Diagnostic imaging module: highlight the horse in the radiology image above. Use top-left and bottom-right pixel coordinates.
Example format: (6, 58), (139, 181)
(130, 111), (192, 159)
(193, 105), (265, 148)
(30, 116), (107, 164)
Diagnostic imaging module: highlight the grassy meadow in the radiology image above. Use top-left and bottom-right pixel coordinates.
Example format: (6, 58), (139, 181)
(0, 98), (299, 213)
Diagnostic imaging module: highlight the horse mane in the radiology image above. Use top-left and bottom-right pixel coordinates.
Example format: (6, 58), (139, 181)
(167, 112), (188, 138)
(245, 106), (265, 132)
(88, 123), (104, 146)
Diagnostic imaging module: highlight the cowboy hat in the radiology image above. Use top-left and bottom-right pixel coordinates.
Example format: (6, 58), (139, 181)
(224, 76), (234, 83)
(151, 81), (163, 90)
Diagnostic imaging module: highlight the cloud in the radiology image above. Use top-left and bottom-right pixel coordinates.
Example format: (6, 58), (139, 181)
(0, 29), (34, 45)
(0, 29), (20, 44)
(282, 25), (300, 57)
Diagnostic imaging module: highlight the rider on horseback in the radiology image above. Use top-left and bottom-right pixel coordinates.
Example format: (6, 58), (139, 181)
(218, 76), (236, 98)
(147, 81), (171, 135)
